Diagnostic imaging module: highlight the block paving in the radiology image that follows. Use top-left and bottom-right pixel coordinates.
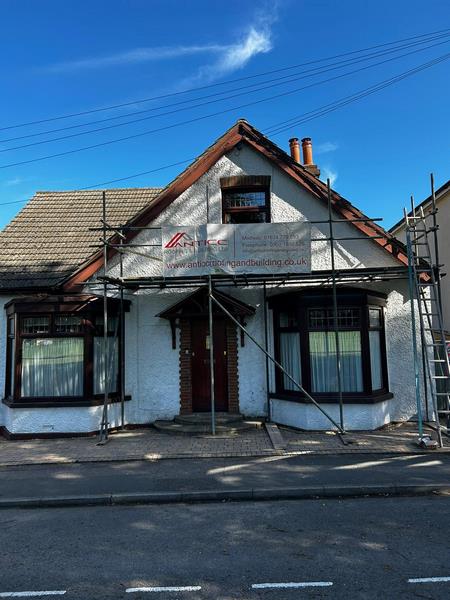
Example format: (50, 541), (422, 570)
(0, 421), (448, 467)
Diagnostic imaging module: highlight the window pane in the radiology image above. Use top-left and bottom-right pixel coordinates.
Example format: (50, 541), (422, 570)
(55, 315), (83, 334)
(6, 336), (15, 398)
(279, 332), (301, 391)
(21, 338), (84, 397)
(10, 337), (15, 395)
(309, 309), (328, 329)
(21, 317), (50, 334)
(369, 308), (381, 328)
(308, 308), (360, 330)
(369, 331), (383, 390)
(309, 331), (363, 392)
(94, 337), (118, 394)
(224, 210), (268, 224)
(8, 316), (15, 336)
(223, 190), (266, 208)
(279, 310), (298, 328)
(95, 316), (118, 336)
(7, 317), (15, 397)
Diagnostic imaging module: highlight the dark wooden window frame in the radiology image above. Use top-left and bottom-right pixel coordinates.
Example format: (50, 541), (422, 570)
(270, 288), (392, 404)
(221, 177), (271, 224)
(3, 297), (130, 408)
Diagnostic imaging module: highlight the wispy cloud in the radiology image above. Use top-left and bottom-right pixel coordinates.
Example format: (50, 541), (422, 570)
(322, 166), (338, 187)
(316, 141), (339, 155)
(183, 27), (273, 86)
(180, 8), (277, 88)
(41, 4), (277, 84)
(42, 44), (229, 73)
(3, 177), (24, 187)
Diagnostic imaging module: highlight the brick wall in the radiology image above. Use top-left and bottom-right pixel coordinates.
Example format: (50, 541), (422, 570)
(226, 322), (239, 413)
(179, 319), (192, 414)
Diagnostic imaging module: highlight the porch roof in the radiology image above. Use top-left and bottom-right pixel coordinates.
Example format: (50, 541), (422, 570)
(157, 287), (255, 319)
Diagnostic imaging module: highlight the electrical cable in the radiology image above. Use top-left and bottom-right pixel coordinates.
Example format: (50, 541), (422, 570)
(1, 44), (449, 169)
(1, 41), (448, 209)
(2, 30), (449, 145)
(1, 26), (450, 131)
(265, 53), (450, 135)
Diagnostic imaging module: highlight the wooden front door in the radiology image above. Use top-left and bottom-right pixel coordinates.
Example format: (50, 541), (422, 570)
(191, 319), (228, 412)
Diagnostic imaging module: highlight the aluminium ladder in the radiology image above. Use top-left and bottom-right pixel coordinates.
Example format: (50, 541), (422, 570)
(406, 205), (450, 447)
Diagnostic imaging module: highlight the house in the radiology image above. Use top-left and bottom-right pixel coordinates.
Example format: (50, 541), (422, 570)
(0, 120), (425, 438)
(390, 179), (450, 334)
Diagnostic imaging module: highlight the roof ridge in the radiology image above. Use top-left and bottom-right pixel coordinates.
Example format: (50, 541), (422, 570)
(34, 186), (164, 194)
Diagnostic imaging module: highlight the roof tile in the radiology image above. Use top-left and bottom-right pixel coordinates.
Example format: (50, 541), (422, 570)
(0, 187), (162, 289)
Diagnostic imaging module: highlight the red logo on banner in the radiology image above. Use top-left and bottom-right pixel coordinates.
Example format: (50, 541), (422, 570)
(165, 232), (188, 248)
(165, 232), (228, 249)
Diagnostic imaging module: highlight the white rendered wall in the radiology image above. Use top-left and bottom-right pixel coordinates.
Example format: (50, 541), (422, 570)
(271, 398), (391, 431)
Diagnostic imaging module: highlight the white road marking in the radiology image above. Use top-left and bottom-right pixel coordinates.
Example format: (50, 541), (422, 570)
(252, 581), (333, 589)
(0, 593), (66, 598)
(408, 577), (450, 584)
(126, 586), (201, 593)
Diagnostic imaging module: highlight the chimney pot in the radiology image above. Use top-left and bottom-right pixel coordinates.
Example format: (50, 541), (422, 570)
(301, 137), (313, 165)
(289, 137), (301, 163)
(301, 137), (320, 177)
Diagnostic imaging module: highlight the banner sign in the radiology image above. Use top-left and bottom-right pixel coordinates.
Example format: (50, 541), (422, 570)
(162, 223), (311, 277)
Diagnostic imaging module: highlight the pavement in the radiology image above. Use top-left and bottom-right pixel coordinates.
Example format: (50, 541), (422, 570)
(0, 421), (449, 468)
(0, 452), (449, 508)
(1, 422), (449, 509)
(0, 496), (449, 599)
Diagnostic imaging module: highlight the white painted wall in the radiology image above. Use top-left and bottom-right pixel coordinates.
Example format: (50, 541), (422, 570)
(271, 398), (391, 431)
(2, 142), (423, 434)
(392, 187), (450, 333)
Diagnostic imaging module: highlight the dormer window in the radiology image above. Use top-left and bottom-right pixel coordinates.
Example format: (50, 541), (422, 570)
(221, 175), (270, 224)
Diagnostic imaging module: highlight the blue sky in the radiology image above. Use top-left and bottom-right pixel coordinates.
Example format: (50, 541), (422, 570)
(0, 0), (449, 230)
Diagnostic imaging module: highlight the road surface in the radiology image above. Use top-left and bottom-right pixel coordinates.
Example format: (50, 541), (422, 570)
(0, 495), (449, 599)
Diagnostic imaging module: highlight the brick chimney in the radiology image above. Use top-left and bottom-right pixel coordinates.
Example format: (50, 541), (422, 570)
(288, 138), (301, 163)
(301, 138), (320, 177)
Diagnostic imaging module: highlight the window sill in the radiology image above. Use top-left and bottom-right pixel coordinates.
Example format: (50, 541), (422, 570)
(2, 395), (132, 409)
(269, 392), (394, 405)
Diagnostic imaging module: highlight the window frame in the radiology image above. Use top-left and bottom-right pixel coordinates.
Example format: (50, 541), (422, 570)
(221, 184), (271, 224)
(3, 297), (128, 408)
(5, 315), (16, 399)
(271, 289), (390, 403)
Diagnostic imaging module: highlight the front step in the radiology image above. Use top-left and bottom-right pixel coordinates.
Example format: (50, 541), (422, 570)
(174, 412), (244, 426)
(154, 416), (262, 436)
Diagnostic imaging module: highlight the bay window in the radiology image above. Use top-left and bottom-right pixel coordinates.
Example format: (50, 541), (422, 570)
(3, 296), (127, 407)
(272, 289), (389, 401)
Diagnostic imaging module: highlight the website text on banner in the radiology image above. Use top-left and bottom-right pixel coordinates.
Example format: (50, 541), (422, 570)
(162, 223), (311, 277)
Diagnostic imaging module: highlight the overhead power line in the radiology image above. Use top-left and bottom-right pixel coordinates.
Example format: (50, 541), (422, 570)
(1, 44), (449, 170)
(2, 31), (449, 146)
(1, 41), (448, 209)
(0, 158), (196, 208)
(1, 26), (450, 132)
(265, 52), (450, 135)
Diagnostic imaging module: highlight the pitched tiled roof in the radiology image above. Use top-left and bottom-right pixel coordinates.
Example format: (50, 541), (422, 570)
(0, 188), (162, 289)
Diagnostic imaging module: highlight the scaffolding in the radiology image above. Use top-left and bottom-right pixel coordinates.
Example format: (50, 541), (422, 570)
(86, 178), (444, 446)
(405, 175), (450, 447)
